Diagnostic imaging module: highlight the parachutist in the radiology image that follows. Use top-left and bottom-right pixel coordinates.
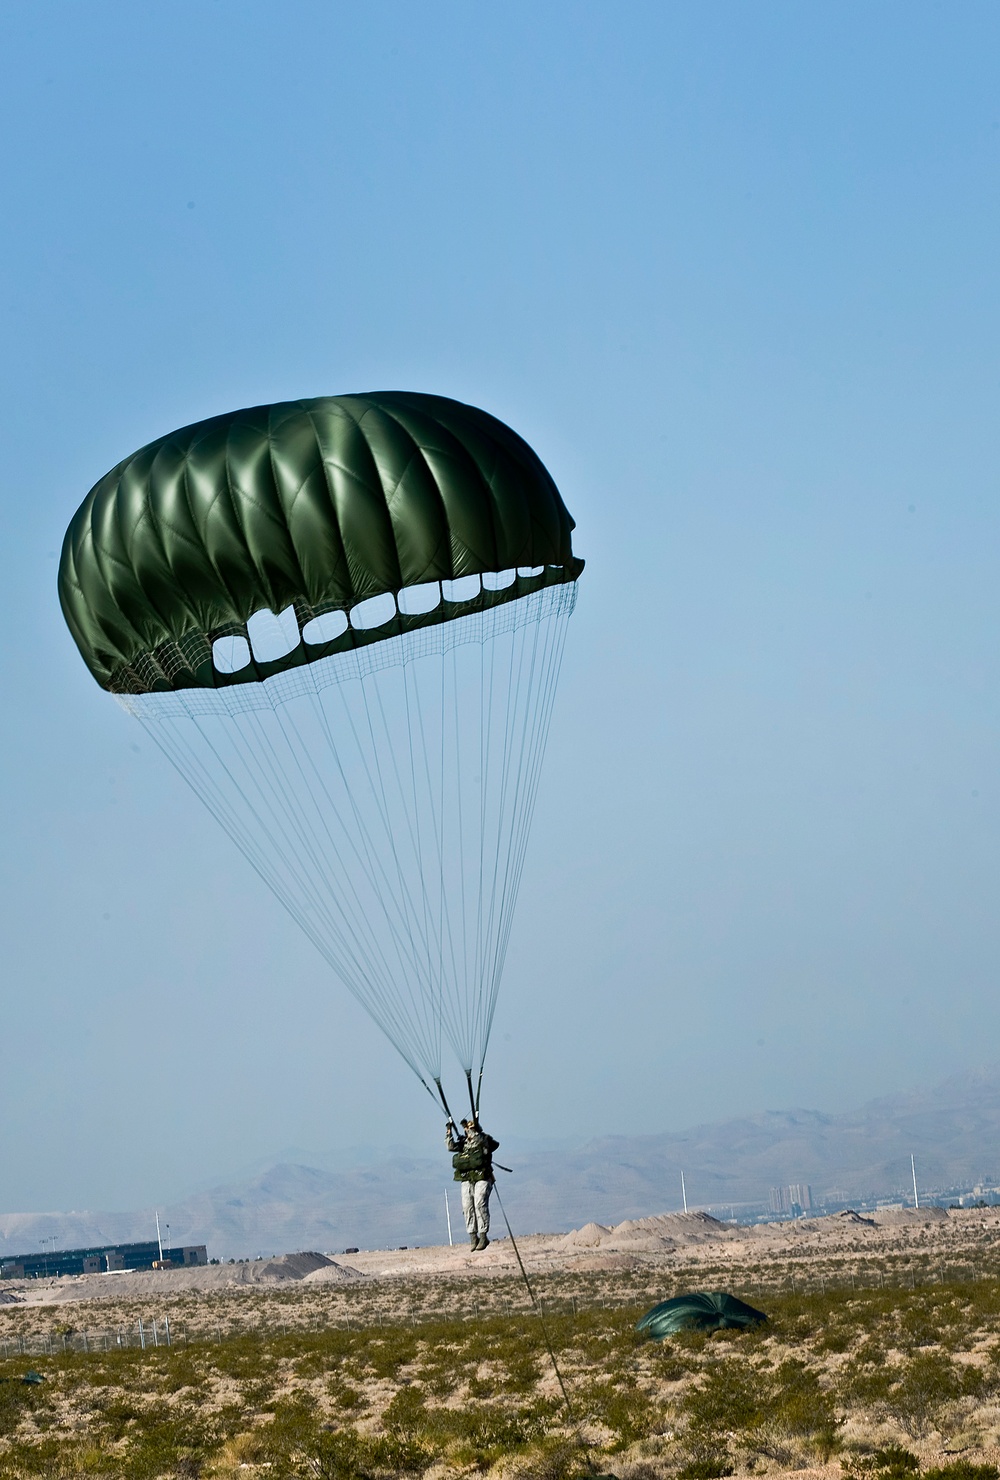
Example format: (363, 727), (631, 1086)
(446, 1117), (499, 1251)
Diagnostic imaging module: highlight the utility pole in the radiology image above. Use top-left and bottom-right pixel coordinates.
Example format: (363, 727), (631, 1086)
(444, 1189), (453, 1247)
(911, 1154), (920, 1209)
(155, 1212), (164, 1263)
(681, 1171), (688, 1214)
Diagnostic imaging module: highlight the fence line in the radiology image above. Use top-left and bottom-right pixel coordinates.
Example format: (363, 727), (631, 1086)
(0, 1264), (995, 1361)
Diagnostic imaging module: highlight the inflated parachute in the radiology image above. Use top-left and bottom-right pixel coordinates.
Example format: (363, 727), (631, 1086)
(59, 391), (583, 1118)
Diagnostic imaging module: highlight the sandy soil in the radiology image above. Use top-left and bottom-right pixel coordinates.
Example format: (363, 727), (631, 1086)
(1, 1202), (995, 1310)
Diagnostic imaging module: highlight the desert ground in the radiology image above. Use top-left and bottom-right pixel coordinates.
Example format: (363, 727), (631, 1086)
(2, 1204), (1000, 1477)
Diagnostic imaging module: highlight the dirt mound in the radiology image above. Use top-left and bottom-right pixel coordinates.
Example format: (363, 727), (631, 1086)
(559, 1222), (612, 1250)
(249, 1252), (336, 1281)
(559, 1210), (733, 1253)
(875, 1206), (950, 1226)
(302, 1261), (366, 1284)
(17, 1253), (365, 1304)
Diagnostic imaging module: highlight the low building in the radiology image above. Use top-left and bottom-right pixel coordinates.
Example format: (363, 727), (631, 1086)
(0, 1242), (208, 1280)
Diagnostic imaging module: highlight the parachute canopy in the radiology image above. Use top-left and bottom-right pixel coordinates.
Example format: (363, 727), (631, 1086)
(58, 391), (583, 696)
(59, 392), (583, 1111)
(636, 1292), (767, 1339)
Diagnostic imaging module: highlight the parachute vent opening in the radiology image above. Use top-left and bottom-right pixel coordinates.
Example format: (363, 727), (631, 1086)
(247, 607), (300, 662)
(212, 635), (252, 674)
(350, 593), (397, 631)
(302, 611), (349, 645)
(483, 570), (516, 592)
(442, 575), (481, 603)
(398, 583), (442, 617)
(517, 565), (544, 578)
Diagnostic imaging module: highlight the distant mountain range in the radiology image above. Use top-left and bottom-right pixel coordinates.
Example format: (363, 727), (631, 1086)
(2, 1065), (998, 1261)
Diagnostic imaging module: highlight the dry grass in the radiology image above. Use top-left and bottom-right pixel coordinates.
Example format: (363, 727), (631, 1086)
(4, 1265), (1000, 1478)
(4, 1211), (1000, 1477)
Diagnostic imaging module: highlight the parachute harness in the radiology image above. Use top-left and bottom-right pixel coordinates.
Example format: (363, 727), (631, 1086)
(119, 587), (575, 1094)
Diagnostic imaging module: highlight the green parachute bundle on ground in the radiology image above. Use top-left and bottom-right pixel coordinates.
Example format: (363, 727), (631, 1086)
(637, 1291), (768, 1339)
(59, 391), (583, 1119)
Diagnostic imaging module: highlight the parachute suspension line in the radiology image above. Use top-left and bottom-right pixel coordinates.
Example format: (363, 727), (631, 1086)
(339, 669), (443, 1071)
(135, 707), (435, 1090)
(483, 611), (558, 1053)
(439, 639), (462, 1064)
(494, 612), (570, 1016)
(475, 630), (489, 1066)
(468, 613), (528, 1072)
(161, 689), (440, 1084)
(480, 605), (572, 1061)
(473, 614), (522, 1068)
(221, 704), (430, 1065)
(492, 1184), (596, 1474)
(342, 658), (445, 1072)
(401, 658), (443, 1078)
(278, 688), (443, 1073)
(472, 603), (572, 1079)
(451, 639), (471, 1068)
(121, 586), (578, 1099)
(355, 672), (448, 1073)
(396, 627), (463, 1076)
(406, 647), (456, 1072)
(203, 705), (440, 1080)
(293, 689), (435, 1007)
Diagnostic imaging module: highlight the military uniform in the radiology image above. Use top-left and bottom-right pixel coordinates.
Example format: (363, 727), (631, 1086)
(446, 1121), (500, 1249)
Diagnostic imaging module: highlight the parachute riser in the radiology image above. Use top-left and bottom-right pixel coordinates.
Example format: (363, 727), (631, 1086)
(434, 1079), (456, 1123)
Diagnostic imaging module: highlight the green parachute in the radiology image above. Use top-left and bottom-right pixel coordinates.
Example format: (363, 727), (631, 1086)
(59, 392), (583, 1119)
(637, 1292), (768, 1339)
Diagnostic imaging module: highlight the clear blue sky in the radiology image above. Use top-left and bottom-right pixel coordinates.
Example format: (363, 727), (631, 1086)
(2, 1), (999, 1212)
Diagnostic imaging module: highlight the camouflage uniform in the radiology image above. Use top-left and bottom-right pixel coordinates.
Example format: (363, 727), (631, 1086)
(446, 1122), (500, 1249)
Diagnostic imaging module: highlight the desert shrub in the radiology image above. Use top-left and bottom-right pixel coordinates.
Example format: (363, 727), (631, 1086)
(680, 1352), (836, 1462)
(0, 1376), (40, 1438)
(499, 1348), (543, 1393)
(573, 1380), (656, 1448)
(500, 1436), (580, 1480)
(440, 1403), (552, 1460)
(677, 1459), (734, 1480)
(842, 1443), (920, 1479)
(682, 1357), (766, 1433)
(304, 1426), (432, 1479)
(884, 1351), (965, 1437)
(923, 1465), (999, 1480)
(768, 1359), (835, 1438)
(836, 1357), (897, 1407)
(815, 1324), (853, 1354)
(382, 1384), (427, 1436)
(208, 1411), (431, 1480)
(327, 1374), (365, 1409)
(363, 1333), (419, 1379)
(896, 1306), (946, 1351)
